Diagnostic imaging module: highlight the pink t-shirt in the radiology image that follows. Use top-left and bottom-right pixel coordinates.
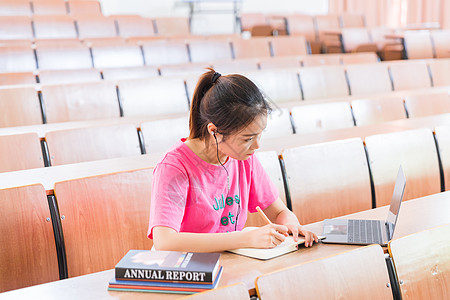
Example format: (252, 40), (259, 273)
(148, 139), (279, 238)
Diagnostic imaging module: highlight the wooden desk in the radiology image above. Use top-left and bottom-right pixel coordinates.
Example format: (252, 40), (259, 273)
(1, 191), (449, 299)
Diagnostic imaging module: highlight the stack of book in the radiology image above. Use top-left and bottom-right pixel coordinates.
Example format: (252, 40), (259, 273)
(108, 250), (223, 295)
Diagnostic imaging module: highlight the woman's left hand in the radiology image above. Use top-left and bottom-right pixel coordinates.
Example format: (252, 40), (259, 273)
(285, 224), (319, 247)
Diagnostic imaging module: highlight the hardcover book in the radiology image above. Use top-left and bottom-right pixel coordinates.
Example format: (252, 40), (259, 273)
(115, 250), (221, 284)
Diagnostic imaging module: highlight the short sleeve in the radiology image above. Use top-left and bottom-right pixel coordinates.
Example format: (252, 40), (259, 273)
(247, 155), (279, 213)
(148, 163), (189, 239)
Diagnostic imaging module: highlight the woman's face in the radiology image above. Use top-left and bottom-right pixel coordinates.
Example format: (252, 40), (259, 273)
(218, 114), (267, 160)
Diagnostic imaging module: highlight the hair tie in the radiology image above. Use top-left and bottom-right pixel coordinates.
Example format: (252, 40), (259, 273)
(212, 72), (221, 83)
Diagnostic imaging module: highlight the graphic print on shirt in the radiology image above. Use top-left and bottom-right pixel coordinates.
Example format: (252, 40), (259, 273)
(212, 193), (240, 227)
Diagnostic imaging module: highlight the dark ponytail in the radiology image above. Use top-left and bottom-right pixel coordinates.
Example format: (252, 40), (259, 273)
(189, 68), (271, 141)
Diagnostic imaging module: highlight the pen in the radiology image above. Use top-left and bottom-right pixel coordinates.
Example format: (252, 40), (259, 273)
(256, 206), (272, 224)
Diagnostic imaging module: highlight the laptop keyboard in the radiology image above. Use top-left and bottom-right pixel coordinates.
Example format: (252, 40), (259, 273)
(347, 220), (383, 244)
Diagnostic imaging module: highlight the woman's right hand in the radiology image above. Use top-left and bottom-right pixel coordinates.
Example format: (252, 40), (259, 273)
(246, 224), (289, 249)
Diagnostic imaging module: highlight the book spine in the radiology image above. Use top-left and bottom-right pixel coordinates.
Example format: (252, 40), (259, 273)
(115, 267), (213, 283)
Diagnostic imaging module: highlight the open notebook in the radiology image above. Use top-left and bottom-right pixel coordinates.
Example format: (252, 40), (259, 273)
(227, 227), (324, 260)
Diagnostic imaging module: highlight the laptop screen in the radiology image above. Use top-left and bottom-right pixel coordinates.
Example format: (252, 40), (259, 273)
(386, 166), (406, 226)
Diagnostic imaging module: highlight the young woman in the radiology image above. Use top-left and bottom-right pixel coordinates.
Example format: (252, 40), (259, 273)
(148, 69), (318, 252)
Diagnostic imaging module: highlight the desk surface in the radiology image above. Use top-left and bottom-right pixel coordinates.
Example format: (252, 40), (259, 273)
(2, 191), (449, 299)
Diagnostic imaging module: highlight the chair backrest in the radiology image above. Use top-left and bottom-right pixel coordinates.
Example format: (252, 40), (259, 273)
(54, 168), (153, 277)
(0, 184), (60, 292)
(351, 97), (406, 126)
(291, 102), (355, 134)
(388, 224), (450, 299)
(0, 87), (42, 127)
(154, 17), (190, 36)
(364, 128), (441, 207)
(31, 0), (67, 15)
(232, 37), (271, 59)
(212, 58), (258, 74)
(0, 0), (32, 16)
(141, 39), (190, 66)
(404, 30), (434, 59)
(244, 69), (302, 104)
(140, 116), (189, 154)
(262, 108), (294, 139)
(427, 59), (450, 87)
(67, 0), (102, 16)
(0, 133), (44, 172)
(0, 16), (33, 40)
(159, 62), (209, 78)
(340, 28), (373, 52)
(38, 68), (101, 85)
(240, 12), (267, 32)
(301, 53), (341, 67)
(91, 42), (144, 68)
(259, 56), (301, 69)
(286, 14), (316, 42)
(345, 63), (392, 96)
(101, 66), (159, 81)
(434, 126), (450, 191)
(341, 52), (379, 64)
(0, 71), (36, 86)
(269, 36), (308, 56)
(41, 81), (120, 123)
(299, 65), (349, 100)
(405, 91), (450, 118)
(32, 15), (77, 39)
(118, 77), (189, 117)
(431, 30), (450, 58)
(114, 15), (155, 38)
(256, 245), (391, 299)
(188, 38), (233, 63)
(0, 45), (36, 72)
(314, 14), (341, 32)
(75, 16), (117, 39)
(388, 61), (432, 91)
(340, 13), (365, 28)
(282, 138), (371, 224)
(45, 124), (141, 165)
(35, 40), (92, 70)
(182, 282), (249, 300)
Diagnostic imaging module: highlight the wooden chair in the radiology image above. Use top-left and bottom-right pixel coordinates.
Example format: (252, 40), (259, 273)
(0, 16), (33, 40)
(245, 151), (287, 227)
(291, 101), (355, 134)
(114, 15), (155, 38)
(405, 92), (450, 118)
(0, 0), (32, 16)
(140, 116), (189, 154)
(0, 133), (44, 172)
(388, 223), (450, 299)
(340, 52), (379, 64)
(38, 68), (101, 85)
(256, 245), (392, 299)
(434, 126), (450, 191)
(340, 28), (377, 53)
(404, 30), (434, 59)
(67, 0), (102, 16)
(0, 71), (36, 86)
(240, 12), (267, 32)
(285, 14), (319, 53)
(351, 97), (406, 126)
(154, 17), (190, 36)
(117, 77), (189, 117)
(262, 108), (294, 139)
(232, 37), (271, 59)
(269, 36), (308, 56)
(298, 65), (349, 100)
(54, 168), (153, 277)
(314, 14), (342, 53)
(41, 81), (120, 123)
(0, 45), (36, 72)
(35, 40), (92, 70)
(31, 0), (67, 15)
(101, 66), (159, 81)
(345, 63), (392, 96)
(32, 15), (77, 39)
(75, 16), (117, 39)
(181, 283), (249, 300)
(431, 30), (450, 58)
(188, 38), (233, 63)
(141, 39), (190, 66)
(364, 128), (441, 207)
(370, 27), (403, 61)
(388, 61), (432, 91)
(282, 138), (371, 224)
(340, 13), (366, 28)
(91, 42), (144, 69)
(259, 56), (301, 69)
(45, 124), (142, 166)
(244, 69), (302, 104)
(212, 58), (258, 74)
(427, 59), (450, 87)
(301, 53), (341, 67)
(0, 184), (60, 292)
(0, 87), (42, 127)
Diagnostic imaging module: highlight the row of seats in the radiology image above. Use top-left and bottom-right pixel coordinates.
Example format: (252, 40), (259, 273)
(0, 0), (101, 17)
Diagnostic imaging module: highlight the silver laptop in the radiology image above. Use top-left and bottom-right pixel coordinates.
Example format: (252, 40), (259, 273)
(322, 166), (406, 246)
